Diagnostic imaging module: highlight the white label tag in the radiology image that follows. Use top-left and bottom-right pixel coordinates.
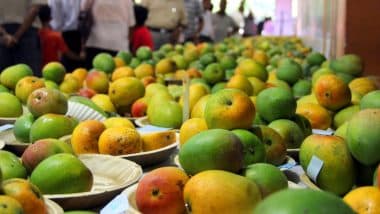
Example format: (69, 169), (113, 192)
(0, 124), (14, 132)
(306, 155), (324, 183)
(137, 125), (172, 133)
(100, 194), (129, 214)
(312, 129), (334, 136)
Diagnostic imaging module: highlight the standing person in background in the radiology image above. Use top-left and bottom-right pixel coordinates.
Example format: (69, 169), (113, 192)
(38, 5), (83, 66)
(243, 12), (257, 37)
(82, 0), (135, 69)
(48, 0), (84, 71)
(131, 5), (153, 54)
(199, 0), (214, 43)
(140, 0), (187, 50)
(0, 0), (47, 76)
(183, 0), (203, 43)
(257, 17), (271, 35)
(231, 0), (245, 36)
(212, 0), (239, 43)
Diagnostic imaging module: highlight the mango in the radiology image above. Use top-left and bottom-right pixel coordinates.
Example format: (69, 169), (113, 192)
(254, 189), (355, 214)
(30, 153), (93, 194)
(299, 135), (355, 195)
(21, 138), (74, 172)
(183, 170), (261, 214)
(29, 114), (77, 143)
(0, 150), (27, 180)
(179, 129), (244, 175)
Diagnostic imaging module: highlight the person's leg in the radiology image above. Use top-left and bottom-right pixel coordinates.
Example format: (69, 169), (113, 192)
(150, 31), (172, 50)
(150, 31), (162, 50)
(199, 35), (213, 43)
(0, 24), (18, 71)
(62, 30), (84, 72)
(0, 43), (13, 72)
(85, 47), (99, 69)
(62, 30), (82, 53)
(9, 26), (42, 76)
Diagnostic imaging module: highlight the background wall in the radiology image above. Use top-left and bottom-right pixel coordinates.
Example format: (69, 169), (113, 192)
(297, 0), (380, 75)
(345, 0), (380, 75)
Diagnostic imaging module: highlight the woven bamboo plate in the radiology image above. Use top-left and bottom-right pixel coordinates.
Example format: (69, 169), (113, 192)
(46, 154), (143, 210)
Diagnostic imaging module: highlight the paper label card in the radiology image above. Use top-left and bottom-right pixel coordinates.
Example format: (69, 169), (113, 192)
(312, 129), (334, 136)
(306, 155), (324, 183)
(137, 125), (172, 133)
(100, 193), (129, 214)
(0, 124), (14, 132)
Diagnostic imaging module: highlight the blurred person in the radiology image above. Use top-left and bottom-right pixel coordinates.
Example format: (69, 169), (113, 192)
(82, 0), (135, 69)
(140, 0), (187, 50)
(48, 0), (84, 71)
(0, 28), (15, 46)
(199, 0), (214, 43)
(262, 17), (275, 36)
(212, 0), (238, 43)
(231, 0), (245, 35)
(243, 12), (257, 37)
(183, 0), (203, 43)
(131, 5), (154, 54)
(0, 0), (47, 76)
(257, 17), (271, 35)
(38, 5), (83, 66)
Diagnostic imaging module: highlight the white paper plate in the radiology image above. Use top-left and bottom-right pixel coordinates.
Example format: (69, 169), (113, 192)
(61, 133), (178, 167)
(45, 198), (64, 214)
(122, 184), (141, 214)
(0, 139), (5, 150)
(0, 117), (18, 125)
(134, 116), (149, 128)
(66, 101), (107, 122)
(46, 154), (143, 210)
(0, 128), (30, 155)
(119, 141), (178, 167)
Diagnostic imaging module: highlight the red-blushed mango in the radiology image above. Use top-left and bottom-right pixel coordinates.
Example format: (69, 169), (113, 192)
(2, 178), (47, 214)
(136, 167), (189, 214)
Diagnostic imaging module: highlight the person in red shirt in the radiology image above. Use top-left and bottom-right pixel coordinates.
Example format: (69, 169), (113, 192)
(131, 5), (154, 54)
(38, 5), (83, 67)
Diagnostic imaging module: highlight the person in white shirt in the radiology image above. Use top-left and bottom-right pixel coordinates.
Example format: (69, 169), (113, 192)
(230, 0), (245, 36)
(212, 0), (238, 43)
(48, 0), (83, 71)
(243, 12), (257, 37)
(199, 0), (214, 42)
(82, 0), (135, 69)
